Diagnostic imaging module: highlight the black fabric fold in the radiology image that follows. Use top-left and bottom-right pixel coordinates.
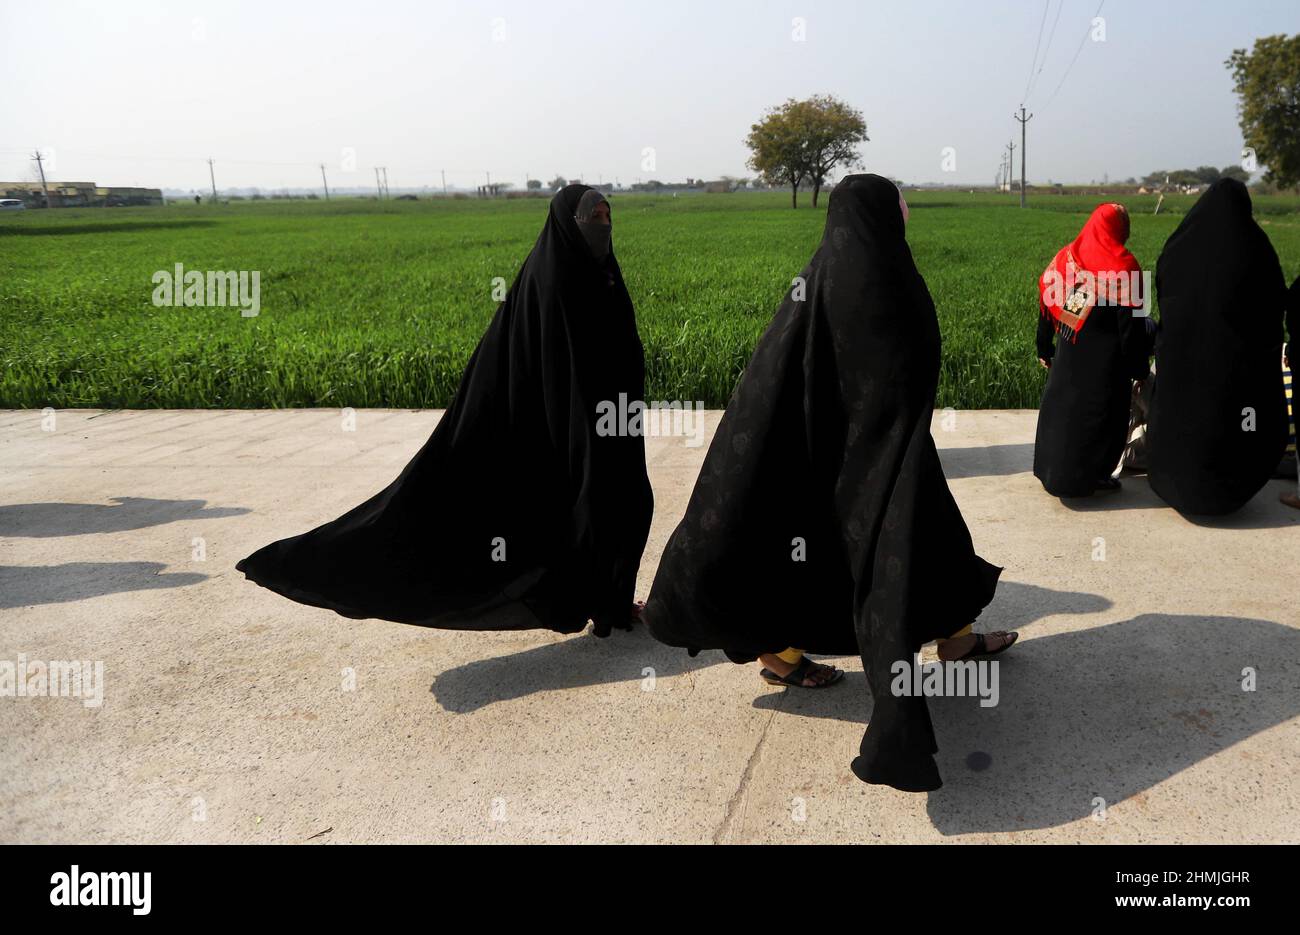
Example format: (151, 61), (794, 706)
(643, 174), (1001, 791)
(236, 184), (653, 635)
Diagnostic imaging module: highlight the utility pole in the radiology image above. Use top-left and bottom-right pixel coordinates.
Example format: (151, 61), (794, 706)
(31, 150), (51, 208)
(381, 167), (389, 198)
(208, 158), (218, 202)
(375, 167), (384, 199)
(441, 169), (447, 195)
(1013, 106), (1033, 207)
(320, 164), (330, 200)
(1006, 141), (1016, 194)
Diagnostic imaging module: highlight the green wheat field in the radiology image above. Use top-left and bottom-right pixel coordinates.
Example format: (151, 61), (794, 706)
(3, 191), (1298, 410)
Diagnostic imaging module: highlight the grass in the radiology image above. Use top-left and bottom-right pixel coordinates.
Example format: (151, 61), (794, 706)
(2, 190), (1298, 410)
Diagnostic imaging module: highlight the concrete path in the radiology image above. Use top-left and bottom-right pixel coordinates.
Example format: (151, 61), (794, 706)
(1, 408), (1297, 843)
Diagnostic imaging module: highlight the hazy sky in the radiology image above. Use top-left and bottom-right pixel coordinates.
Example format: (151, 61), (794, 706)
(2, 0), (1295, 191)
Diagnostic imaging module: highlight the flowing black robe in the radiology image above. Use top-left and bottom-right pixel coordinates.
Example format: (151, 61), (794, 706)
(236, 185), (653, 636)
(1146, 180), (1288, 516)
(1289, 275), (1298, 351)
(1034, 304), (1153, 496)
(643, 175), (1001, 792)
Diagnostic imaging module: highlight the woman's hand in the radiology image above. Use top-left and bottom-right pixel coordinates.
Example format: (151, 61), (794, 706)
(1038, 357), (1051, 370)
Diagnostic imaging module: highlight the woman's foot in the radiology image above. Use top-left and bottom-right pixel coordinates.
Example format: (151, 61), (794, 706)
(758, 654), (844, 688)
(1094, 476), (1122, 493)
(936, 630), (1018, 662)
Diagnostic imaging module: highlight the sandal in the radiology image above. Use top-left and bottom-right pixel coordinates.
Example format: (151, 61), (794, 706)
(940, 631), (1018, 662)
(759, 655), (844, 688)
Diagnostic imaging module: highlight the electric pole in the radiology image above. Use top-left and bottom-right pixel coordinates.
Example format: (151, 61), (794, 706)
(31, 150), (51, 208)
(381, 167), (389, 198)
(1006, 141), (1016, 194)
(375, 167), (384, 199)
(320, 164), (330, 200)
(1013, 106), (1033, 207)
(207, 158), (217, 202)
(441, 170), (447, 195)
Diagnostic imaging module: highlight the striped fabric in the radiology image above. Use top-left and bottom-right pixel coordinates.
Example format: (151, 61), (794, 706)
(1286, 349), (1295, 459)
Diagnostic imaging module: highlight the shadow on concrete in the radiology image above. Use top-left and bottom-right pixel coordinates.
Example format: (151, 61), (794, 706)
(431, 625), (718, 714)
(0, 562), (208, 608)
(1062, 476), (1300, 529)
(937, 443), (1034, 479)
(923, 612), (1298, 834)
(0, 497), (249, 537)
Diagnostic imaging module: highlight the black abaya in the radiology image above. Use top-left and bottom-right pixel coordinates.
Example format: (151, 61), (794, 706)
(1146, 180), (1288, 516)
(1034, 303), (1152, 497)
(642, 174), (1001, 792)
(236, 185), (653, 636)
(1289, 275), (1298, 351)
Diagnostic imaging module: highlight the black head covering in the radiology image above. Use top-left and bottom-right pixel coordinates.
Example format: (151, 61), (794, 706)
(236, 184), (653, 636)
(1146, 179), (1288, 515)
(643, 174), (1001, 792)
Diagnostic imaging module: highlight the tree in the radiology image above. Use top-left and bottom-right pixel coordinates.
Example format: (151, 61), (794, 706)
(548, 175), (567, 190)
(526, 178), (542, 190)
(1227, 35), (1300, 190)
(746, 94), (868, 208)
(1142, 165), (1253, 188)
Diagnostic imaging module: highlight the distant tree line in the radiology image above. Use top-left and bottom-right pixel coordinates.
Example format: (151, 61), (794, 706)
(1140, 165), (1251, 188)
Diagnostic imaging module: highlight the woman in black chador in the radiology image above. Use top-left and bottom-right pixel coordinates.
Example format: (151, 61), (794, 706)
(1033, 203), (1153, 497)
(643, 175), (1011, 792)
(1146, 179), (1289, 516)
(236, 185), (653, 637)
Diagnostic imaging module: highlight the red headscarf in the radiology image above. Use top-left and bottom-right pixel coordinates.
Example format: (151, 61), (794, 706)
(1038, 203), (1142, 340)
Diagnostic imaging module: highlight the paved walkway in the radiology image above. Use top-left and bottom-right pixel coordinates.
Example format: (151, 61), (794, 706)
(1, 408), (1297, 843)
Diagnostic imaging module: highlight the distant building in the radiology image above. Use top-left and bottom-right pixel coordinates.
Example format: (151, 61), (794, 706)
(0, 181), (163, 207)
(96, 186), (164, 206)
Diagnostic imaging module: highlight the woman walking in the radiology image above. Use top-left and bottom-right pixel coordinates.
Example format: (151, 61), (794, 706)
(643, 175), (1010, 792)
(237, 185), (654, 637)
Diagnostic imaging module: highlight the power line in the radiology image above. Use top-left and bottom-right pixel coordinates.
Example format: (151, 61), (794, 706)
(1024, 0), (1066, 105)
(1020, 0), (1051, 106)
(1044, 0), (1107, 107)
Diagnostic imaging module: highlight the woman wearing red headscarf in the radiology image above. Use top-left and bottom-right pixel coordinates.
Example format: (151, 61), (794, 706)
(1033, 203), (1153, 497)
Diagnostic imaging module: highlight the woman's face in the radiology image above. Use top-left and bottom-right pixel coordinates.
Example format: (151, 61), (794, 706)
(589, 201), (611, 225)
(899, 192), (910, 225)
